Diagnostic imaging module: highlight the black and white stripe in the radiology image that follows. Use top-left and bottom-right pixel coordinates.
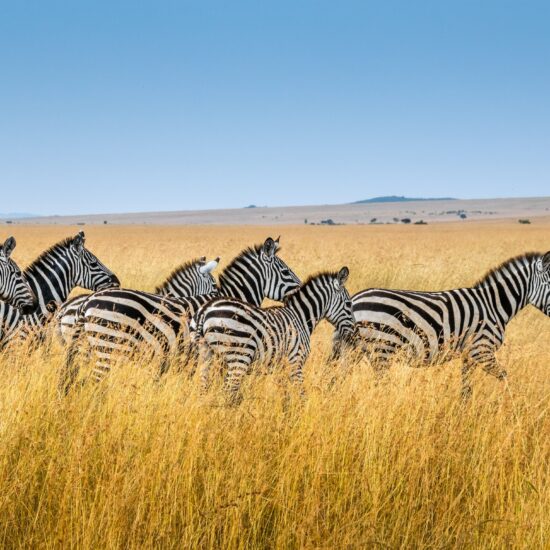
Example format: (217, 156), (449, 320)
(61, 237), (300, 390)
(333, 252), (550, 398)
(0, 232), (119, 346)
(56, 256), (219, 343)
(155, 256), (220, 297)
(195, 267), (354, 401)
(0, 301), (58, 346)
(0, 236), (36, 312)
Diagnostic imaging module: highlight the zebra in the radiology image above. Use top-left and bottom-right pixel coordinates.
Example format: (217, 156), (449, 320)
(0, 301), (58, 347)
(0, 236), (36, 312)
(61, 237), (301, 390)
(155, 256), (220, 297)
(194, 267), (354, 402)
(332, 251), (550, 398)
(0, 231), (119, 347)
(55, 256), (220, 343)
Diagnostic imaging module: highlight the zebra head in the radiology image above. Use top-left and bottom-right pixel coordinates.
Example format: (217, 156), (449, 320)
(156, 256), (219, 297)
(259, 237), (301, 302)
(70, 232), (120, 291)
(324, 267), (355, 339)
(0, 236), (36, 312)
(529, 252), (550, 316)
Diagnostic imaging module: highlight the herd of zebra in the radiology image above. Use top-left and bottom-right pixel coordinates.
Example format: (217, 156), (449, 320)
(0, 231), (549, 401)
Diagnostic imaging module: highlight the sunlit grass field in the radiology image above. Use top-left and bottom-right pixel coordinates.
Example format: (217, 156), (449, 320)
(1, 220), (549, 548)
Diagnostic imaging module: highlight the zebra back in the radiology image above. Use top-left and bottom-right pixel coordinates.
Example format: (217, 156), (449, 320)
(336, 251), (550, 364)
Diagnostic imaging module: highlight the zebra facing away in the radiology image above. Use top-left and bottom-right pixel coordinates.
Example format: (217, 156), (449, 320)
(55, 256), (220, 343)
(332, 252), (550, 398)
(0, 236), (36, 312)
(194, 267), (354, 402)
(0, 232), (119, 346)
(61, 237), (301, 391)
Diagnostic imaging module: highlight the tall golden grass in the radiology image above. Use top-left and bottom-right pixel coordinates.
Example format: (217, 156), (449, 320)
(0, 220), (549, 548)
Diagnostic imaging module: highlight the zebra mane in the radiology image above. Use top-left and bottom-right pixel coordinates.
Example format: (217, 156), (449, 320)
(283, 271), (338, 302)
(155, 258), (205, 293)
(474, 252), (540, 287)
(24, 236), (76, 274)
(218, 243), (278, 284)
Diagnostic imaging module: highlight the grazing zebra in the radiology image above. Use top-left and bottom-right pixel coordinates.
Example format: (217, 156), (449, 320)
(0, 237), (36, 313)
(61, 237), (300, 390)
(56, 256), (220, 343)
(195, 267), (354, 402)
(0, 232), (119, 346)
(332, 252), (550, 398)
(0, 236), (36, 312)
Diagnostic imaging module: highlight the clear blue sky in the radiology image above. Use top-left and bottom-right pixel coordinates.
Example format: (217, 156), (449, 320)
(1, 1), (549, 215)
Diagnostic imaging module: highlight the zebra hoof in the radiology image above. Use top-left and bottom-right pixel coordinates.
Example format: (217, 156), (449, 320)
(498, 370), (508, 381)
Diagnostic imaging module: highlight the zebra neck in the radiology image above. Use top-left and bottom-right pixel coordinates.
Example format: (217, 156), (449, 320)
(285, 292), (326, 335)
(476, 261), (530, 324)
(24, 252), (74, 313)
(218, 268), (264, 306)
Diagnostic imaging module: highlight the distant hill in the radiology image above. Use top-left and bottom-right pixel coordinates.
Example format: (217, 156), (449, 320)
(352, 196), (456, 204)
(0, 212), (38, 219)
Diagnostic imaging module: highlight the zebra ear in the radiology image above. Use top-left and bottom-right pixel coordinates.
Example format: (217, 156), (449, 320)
(2, 236), (16, 259)
(263, 237), (276, 258)
(336, 266), (350, 288)
(72, 232), (85, 254)
(199, 258), (220, 274)
(542, 252), (550, 272)
(274, 236), (281, 251)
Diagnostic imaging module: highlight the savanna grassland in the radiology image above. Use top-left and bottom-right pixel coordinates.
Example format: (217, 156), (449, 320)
(0, 220), (549, 549)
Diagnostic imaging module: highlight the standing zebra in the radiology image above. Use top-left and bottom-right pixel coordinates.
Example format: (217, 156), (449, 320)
(56, 256), (220, 343)
(0, 236), (36, 312)
(195, 267), (354, 402)
(0, 232), (119, 346)
(332, 252), (550, 398)
(61, 237), (300, 390)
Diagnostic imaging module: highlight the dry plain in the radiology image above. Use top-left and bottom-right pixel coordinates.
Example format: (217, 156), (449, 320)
(0, 220), (549, 548)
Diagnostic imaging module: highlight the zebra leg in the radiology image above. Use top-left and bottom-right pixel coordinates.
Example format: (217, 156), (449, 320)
(288, 356), (306, 399)
(223, 359), (251, 406)
(183, 340), (200, 379)
(460, 361), (476, 402)
(198, 341), (214, 393)
(370, 350), (392, 383)
(474, 351), (507, 381)
(60, 339), (81, 395)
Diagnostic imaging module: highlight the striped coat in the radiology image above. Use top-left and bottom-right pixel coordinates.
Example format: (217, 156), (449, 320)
(0, 236), (36, 312)
(333, 252), (550, 397)
(61, 238), (300, 391)
(0, 232), (119, 346)
(195, 268), (354, 402)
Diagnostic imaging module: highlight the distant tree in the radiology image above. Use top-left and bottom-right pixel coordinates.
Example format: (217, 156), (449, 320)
(401, 218), (411, 224)
(370, 217), (377, 223)
(459, 213), (467, 219)
(518, 219), (531, 224)
(304, 218), (308, 224)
